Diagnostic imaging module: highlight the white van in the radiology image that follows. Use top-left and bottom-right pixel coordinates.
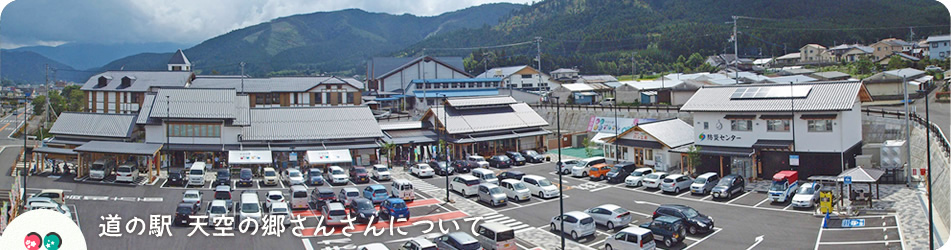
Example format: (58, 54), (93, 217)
(471, 169), (498, 185)
(188, 162), (206, 186)
(115, 164), (139, 183)
(89, 159), (115, 180)
(290, 185), (309, 210)
(238, 192), (262, 222)
(477, 222), (517, 250)
(391, 179), (415, 201)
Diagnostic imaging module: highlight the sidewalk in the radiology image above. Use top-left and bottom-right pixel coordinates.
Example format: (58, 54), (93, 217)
(848, 184), (945, 250)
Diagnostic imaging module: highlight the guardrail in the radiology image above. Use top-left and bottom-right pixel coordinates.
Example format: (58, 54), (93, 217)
(529, 103), (683, 113)
(862, 107), (951, 157)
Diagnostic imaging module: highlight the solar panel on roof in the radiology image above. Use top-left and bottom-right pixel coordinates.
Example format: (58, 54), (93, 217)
(730, 85), (812, 99)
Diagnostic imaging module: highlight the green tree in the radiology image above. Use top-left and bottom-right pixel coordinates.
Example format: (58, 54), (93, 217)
(686, 53), (705, 69)
(61, 85), (84, 112)
(380, 142), (396, 165)
(850, 56), (875, 76)
(581, 137), (595, 158)
(686, 145), (702, 175)
(31, 95), (46, 114)
(886, 55), (908, 70)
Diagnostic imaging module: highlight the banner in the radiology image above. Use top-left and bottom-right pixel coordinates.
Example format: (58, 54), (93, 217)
(587, 116), (655, 133)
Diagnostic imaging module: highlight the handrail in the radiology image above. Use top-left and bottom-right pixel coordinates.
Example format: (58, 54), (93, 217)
(862, 107), (951, 157)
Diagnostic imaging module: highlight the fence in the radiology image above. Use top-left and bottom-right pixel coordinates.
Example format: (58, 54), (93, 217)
(862, 107), (951, 157)
(529, 103), (682, 113)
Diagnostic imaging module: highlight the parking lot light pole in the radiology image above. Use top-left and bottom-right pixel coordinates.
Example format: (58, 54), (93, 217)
(613, 88), (619, 163)
(442, 94), (450, 202)
(165, 96), (170, 171)
(552, 96), (565, 250)
(21, 97), (28, 203)
(919, 88), (934, 249)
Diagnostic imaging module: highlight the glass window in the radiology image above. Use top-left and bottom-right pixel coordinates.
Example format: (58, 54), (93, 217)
(731, 120), (752, 131)
(521, 74), (533, 79)
(346, 93), (354, 104)
(808, 120), (834, 132)
(646, 149), (653, 161)
(766, 120), (790, 132)
(703, 122), (709, 129)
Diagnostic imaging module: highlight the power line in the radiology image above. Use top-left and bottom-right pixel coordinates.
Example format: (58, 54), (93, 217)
(742, 24), (949, 31)
(424, 41), (534, 51)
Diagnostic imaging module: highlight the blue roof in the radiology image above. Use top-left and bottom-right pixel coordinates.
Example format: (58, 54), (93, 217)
(412, 89), (499, 98)
(410, 78), (503, 84)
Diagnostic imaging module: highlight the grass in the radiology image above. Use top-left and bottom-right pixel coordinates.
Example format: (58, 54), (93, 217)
(545, 147), (604, 159)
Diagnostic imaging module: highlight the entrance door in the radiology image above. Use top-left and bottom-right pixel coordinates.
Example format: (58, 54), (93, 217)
(634, 148), (643, 165)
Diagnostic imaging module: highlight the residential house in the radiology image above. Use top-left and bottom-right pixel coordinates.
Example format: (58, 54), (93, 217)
(841, 46), (874, 62)
(550, 83), (597, 104)
(809, 71), (851, 81)
(874, 53), (920, 66)
(799, 44), (831, 62)
(658, 80), (708, 106)
(862, 68), (931, 99)
(870, 38), (911, 61)
(765, 75), (817, 84)
(550, 68), (580, 82)
(475, 65), (558, 91)
(927, 34), (950, 60)
(603, 118), (694, 172)
(422, 96), (549, 159)
(189, 76), (364, 108)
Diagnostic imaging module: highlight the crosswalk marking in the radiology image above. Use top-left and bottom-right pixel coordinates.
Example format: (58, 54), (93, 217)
(479, 213), (530, 233)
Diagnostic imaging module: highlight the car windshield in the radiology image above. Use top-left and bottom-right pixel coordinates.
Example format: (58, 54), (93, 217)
(489, 187), (503, 194)
(355, 168), (367, 174)
(374, 189), (387, 194)
(580, 217), (594, 224)
(332, 169), (344, 175)
(329, 210), (347, 216)
(310, 170), (322, 175)
(91, 164), (104, 170)
(498, 156), (510, 161)
(682, 208), (700, 218)
(419, 165), (431, 170)
(289, 172), (301, 177)
(214, 192), (230, 199)
(319, 192), (335, 198)
(459, 241), (481, 250)
(525, 150), (538, 156)
(537, 179), (553, 186)
(241, 203), (259, 213)
(347, 191), (360, 197)
(693, 177), (707, 184)
(210, 206), (227, 214)
(390, 202), (407, 209)
(483, 173), (496, 179)
(184, 193), (199, 199)
(769, 180), (787, 191)
(564, 160), (578, 165)
(608, 167), (621, 174)
(799, 185), (816, 194)
(376, 167), (388, 172)
(118, 167), (132, 172)
(272, 207), (288, 214)
(717, 178), (732, 186)
(613, 207), (629, 214)
(512, 182), (527, 190)
(241, 171), (252, 179)
(268, 194), (283, 200)
(356, 201), (374, 210)
(190, 169), (203, 175)
(293, 191), (307, 198)
(264, 171), (276, 177)
(631, 171), (644, 177)
(176, 206), (192, 214)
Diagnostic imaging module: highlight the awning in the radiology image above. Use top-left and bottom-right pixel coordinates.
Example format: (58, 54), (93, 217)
(228, 150), (272, 165)
(306, 149), (353, 164)
(697, 145), (754, 157)
(836, 166), (885, 183)
(74, 141), (163, 156)
(759, 114), (793, 120)
(591, 132), (616, 145)
(453, 130), (551, 144)
(33, 147), (77, 156)
(752, 140), (794, 149)
(800, 114), (838, 120)
(615, 139), (664, 149)
(724, 114), (757, 120)
(576, 92), (597, 96)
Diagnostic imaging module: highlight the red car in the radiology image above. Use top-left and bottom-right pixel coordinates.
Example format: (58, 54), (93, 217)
(349, 166), (370, 183)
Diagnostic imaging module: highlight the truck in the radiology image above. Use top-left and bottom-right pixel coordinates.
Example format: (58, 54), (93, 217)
(768, 170), (799, 203)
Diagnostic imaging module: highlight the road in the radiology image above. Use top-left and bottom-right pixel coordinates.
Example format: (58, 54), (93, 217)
(871, 91), (951, 139)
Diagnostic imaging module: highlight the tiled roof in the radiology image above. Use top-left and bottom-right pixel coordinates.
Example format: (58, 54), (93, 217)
(810, 71), (851, 79)
(190, 76), (363, 92)
(765, 75), (817, 84)
(138, 89), (239, 124)
(680, 81), (864, 112)
(429, 102), (548, 134)
(74, 141), (163, 155)
(560, 83), (595, 92)
(637, 119), (695, 148)
(446, 96), (516, 108)
(81, 71), (193, 92)
(50, 112), (136, 138)
(927, 34), (951, 43)
(242, 106), (383, 141)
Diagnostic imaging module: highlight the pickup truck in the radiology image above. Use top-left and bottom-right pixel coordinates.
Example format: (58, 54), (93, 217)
(768, 170), (799, 203)
(639, 215), (686, 248)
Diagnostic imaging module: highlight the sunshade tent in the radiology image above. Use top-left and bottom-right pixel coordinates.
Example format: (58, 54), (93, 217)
(305, 150), (353, 164)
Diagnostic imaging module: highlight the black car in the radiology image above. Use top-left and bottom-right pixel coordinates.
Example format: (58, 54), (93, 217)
(711, 174), (745, 199)
(520, 150), (545, 163)
(450, 160), (475, 173)
(605, 162), (638, 183)
(639, 215), (686, 248)
(215, 169), (231, 187)
(505, 152), (527, 166)
(487, 155), (512, 168)
(349, 198), (378, 223)
(174, 203), (198, 226)
(237, 169), (254, 187)
(428, 161), (454, 176)
(167, 171), (185, 187)
(311, 187), (337, 210)
(498, 170), (525, 181)
(652, 204), (714, 235)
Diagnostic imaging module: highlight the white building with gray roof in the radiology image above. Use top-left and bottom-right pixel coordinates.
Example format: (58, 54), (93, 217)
(422, 96), (549, 159)
(602, 118), (695, 172)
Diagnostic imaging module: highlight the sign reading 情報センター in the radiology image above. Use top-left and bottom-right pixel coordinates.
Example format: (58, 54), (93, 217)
(587, 117), (655, 133)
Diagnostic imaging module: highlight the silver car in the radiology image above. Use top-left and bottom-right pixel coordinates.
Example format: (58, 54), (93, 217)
(338, 187), (361, 207)
(642, 172), (668, 189)
(584, 204), (634, 230)
(499, 179), (530, 201)
(434, 232), (483, 250)
(477, 183), (507, 207)
(558, 159), (581, 175)
(206, 200), (229, 226)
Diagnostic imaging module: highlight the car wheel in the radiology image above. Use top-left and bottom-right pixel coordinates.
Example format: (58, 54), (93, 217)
(604, 244), (613, 250)
(725, 192), (732, 199)
(571, 231), (579, 240)
(462, 189), (468, 196)
(607, 222), (615, 230)
(664, 238), (674, 247)
(675, 187), (680, 193)
(538, 192), (544, 198)
(550, 223), (557, 232)
(689, 226), (697, 235)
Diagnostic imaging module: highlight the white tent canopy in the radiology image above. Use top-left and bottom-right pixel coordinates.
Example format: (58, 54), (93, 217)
(306, 149), (353, 164)
(228, 150), (272, 165)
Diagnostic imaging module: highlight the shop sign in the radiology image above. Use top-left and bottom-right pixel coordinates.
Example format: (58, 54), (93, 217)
(698, 133), (741, 142)
(588, 117), (655, 133)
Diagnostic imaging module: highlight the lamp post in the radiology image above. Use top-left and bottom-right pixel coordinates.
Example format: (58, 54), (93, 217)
(21, 95), (28, 203)
(165, 96), (170, 170)
(552, 95), (565, 250)
(441, 94), (450, 202)
(900, 70), (911, 185)
(613, 88), (619, 163)
(918, 87), (934, 249)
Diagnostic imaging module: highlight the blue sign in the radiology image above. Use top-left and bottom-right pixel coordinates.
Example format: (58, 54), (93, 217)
(843, 176), (852, 185)
(289, 152), (298, 162)
(841, 219), (865, 228)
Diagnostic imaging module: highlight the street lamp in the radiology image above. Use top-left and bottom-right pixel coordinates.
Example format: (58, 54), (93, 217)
(613, 88), (619, 163)
(21, 95), (28, 203)
(441, 94), (450, 202)
(917, 87), (934, 249)
(552, 95), (565, 250)
(165, 96), (170, 170)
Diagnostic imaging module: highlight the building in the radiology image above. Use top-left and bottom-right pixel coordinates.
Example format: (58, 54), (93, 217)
(679, 81), (872, 179)
(774, 53), (801, 65)
(578, 75), (620, 89)
(422, 96), (549, 159)
(809, 71), (851, 81)
(659, 80), (707, 106)
(927, 34), (951, 60)
(874, 52), (921, 66)
(550, 83), (597, 104)
(409, 78), (502, 112)
(550, 68), (580, 82)
(189, 76), (364, 107)
(800, 44), (829, 62)
(366, 56), (470, 94)
(475, 65), (558, 91)
(765, 75), (817, 84)
(603, 118), (694, 172)
(840, 46), (874, 62)
(870, 38), (911, 61)
(81, 71), (195, 114)
(862, 68), (931, 99)
(167, 49), (191, 71)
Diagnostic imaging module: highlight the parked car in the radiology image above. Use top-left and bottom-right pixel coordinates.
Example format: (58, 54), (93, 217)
(434, 232), (482, 250)
(29, 189), (65, 205)
(710, 174), (745, 199)
(450, 175), (482, 197)
(642, 172), (668, 189)
(290, 185), (309, 210)
(364, 185), (389, 204)
(652, 204), (713, 235)
(499, 179), (530, 201)
(504, 152), (526, 166)
(326, 166), (349, 185)
(89, 159), (116, 180)
(411, 163), (435, 178)
(487, 155), (512, 168)
(349, 198), (378, 223)
(283, 168), (305, 186)
(206, 200), (230, 227)
(600, 97), (616, 106)
(26, 198), (70, 215)
(476, 222), (517, 250)
(926, 65), (943, 72)
(522, 175), (559, 199)
(370, 165), (391, 181)
(187, 162), (207, 187)
(584, 204), (634, 230)
(264, 190), (285, 210)
(269, 202), (292, 226)
(357, 243), (390, 250)
(237, 169), (254, 187)
(690, 172), (720, 195)
(429, 161), (455, 176)
(338, 187), (361, 207)
(660, 174), (692, 193)
(477, 183), (507, 207)
(322, 202), (348, 226)
(467, 155), (490, 169)
(238, 192), (262, 223)
(115, 164), (139, 183)
(213, 185), (233, 208)
(182, 190), (203, 211)
(557, 159), (581, 175)
(639, 216), (685, 248)
(306, 168), (324, 186)
(350, 166), (370, 184)
(213, 169), (230, 187)
(520, 150), (545, 163)
(497, 170), (525, 181)
(391, 179), (416, 201)
(605, 227), (656, 250)
(311, 187), (337, 210)
(605, 162), (637, 184)
(167, 170), (185, 187)
(792, 182), (822, 208)
(550, 211), (596, 240)
(400, 238), (438, 250)
(379, 198), (410, 221)
(262, 167), (279, 186)
(450, 160), (475, 173)
(174, 202), (199, 226)
(471, 168), (499, 185)
(588, 163), (612, 181)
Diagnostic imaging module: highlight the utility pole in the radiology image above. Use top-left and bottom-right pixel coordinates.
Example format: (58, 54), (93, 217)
(732, 16), (739, 84)
(240, 62), (246, 93)
(535, 37), (543, 74)
(631, 52), (636, 79)
(909, 27), (915, 42)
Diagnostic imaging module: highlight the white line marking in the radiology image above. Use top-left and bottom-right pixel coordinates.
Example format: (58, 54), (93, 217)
(587, 239), (606, 248)
(893, 214), (906, 250)
(497, 219), (518, 225)
(783, 204), (793, 210)
(817, 240), (902, 245)
(814, 218), (824, 250)
(510, 224), (530, 231)
(753, 198), (771, 207)
(483, 213), (505, 220)
(726, 191), (753, 204)
(302, 239), (314, 250)
(683, 228), (722, 250)
(821, 226), (898, 231)
(676, 191), (692, 197)
(590, 185), (612, 192)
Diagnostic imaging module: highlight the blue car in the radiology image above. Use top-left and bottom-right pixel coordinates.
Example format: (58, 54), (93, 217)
(307, 169), (324, 186)
(379, 198), (409, 221)
(363, 185), (388, 203)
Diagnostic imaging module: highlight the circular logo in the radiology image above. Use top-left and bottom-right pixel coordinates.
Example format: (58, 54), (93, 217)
(0, 209), (86, 250)
(698, 134), (706, 141)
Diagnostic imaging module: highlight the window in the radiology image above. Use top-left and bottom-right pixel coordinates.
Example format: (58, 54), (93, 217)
(646, 149), (653, 161)
(731, 120), (752, 131)
(766, 120), (790, 132)
(169, 123), (221, 138)
(521, 74), (533, 79)
(345, 93), (354, 104)
(703, 122), (709, 129)
(808, 120), (834, 132)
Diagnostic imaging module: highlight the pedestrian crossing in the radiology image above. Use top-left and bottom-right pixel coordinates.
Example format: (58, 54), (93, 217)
(481, 213), (531, 232)
(409, 180), (443, 194)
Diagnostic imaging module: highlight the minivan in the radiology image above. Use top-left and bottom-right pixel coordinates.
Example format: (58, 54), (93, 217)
(476, 222), (516, 250)
(28, 189), (65, 205)
(391, 179), (415, 201)
(238, 192), (262, 223)
(690, 172), (720, 195)
(450, 175), (482, 197)
(605, 162), (637, 184)
(471, 169), (498, 185)
(477, 183), (507, 207)
(262, 167), (278, 186)
(551, 211), (596, 240)
(213, 185), (233, 208)
(89, 159), (116, 180)
(322, 202), (348, 226)
(115, 164), (139, 183)
(605, 227), (656, 250)
(188, 162), (206, 186)
(290, 185), (309, 210)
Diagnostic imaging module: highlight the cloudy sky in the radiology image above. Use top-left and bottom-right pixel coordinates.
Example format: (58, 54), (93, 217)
(0, 0), (533, 49)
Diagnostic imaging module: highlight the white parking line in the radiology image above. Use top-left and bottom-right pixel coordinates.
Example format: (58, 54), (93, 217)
(753, 198), (771, 207)
(682, 228), (722, 250)
(821, 226), (898, 231)
(302, 239), (314, 250)
(817, 240), (902, 245)
(676, 191), (692, 197)
(782, 204), (793, 210)
(610, 186), (812, 215)
(725, 191), (753, 204)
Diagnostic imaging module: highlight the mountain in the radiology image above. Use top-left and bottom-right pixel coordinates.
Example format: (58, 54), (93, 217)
(0, 50), (80, 84)
(9, 42), (193, 70)
(404, 0), (950, 76)
(98, 3), (526, 76)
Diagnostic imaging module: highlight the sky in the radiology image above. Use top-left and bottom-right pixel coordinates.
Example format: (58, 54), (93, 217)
(0, 0), (534, 49)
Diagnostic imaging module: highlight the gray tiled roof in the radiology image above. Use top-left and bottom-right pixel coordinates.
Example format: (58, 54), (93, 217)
(136, 94), (156, 124)
(446, 96), (516, 108)
(370, 56), (466, 79)
(143, 89), (238, 121)
(168, 49), (190, 65)
(431, 102), (548, 134)
(765, 75), (817, 84)
(810, 71), (851, 79)
(637, 119), (694, 148)
(50, 112), (136, 138)
(190, 76), (363, 93)
(680, 81), (863, 112)
(81, 71), (193, 92)
(74, 141), (163, 155)
(242, 106), (383, 141)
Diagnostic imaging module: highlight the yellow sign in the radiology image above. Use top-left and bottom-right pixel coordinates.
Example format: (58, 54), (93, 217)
(819, 188), (834, 214)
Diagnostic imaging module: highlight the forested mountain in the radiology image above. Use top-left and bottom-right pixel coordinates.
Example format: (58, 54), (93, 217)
(0, 50), (78, 84)
(9, 42), (192, 70)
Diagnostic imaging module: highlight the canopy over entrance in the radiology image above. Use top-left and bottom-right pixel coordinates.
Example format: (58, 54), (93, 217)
(228, 150), (273, 165)
(306, 150), (352, 164)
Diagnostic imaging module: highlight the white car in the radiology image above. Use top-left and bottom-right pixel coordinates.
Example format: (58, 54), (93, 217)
(400, 237), (437, 250)
(411, 163), (435, 178)
(269, 202), (292, 226)
(238, 192), (262, 223)
(690, 172), (720, 195)
(792, 182), (822, 208)
(558, 159), (581, 175)
(182, 190), (203, 210)
(642, 172), (668, 189)
(262, 167), (279, 186)
(450, 175), (481, 197)
(605, 227), (656, 250)
(338, 187), (361, 207)
(467, 155), (490, 168)
(584, 204), (634, 230)
(27, 199), (71, 215)
(551, 211), (596, 240)
(327, 166), (349, 185)
(570, 163), (589, 177)
(625, 168), (654, 187)
(522, 175), (559, 199)
(206, 200), (229, 226)
(264, 190), (285, 210)
(282, 168), (305, 186)
(471, 168), (499, 185)
(499, 179), (531, 201)
(371, 164), (391, 181)
(660, 174), (692, 193)
(358, 243), (390, 250)
(115, 164), (139, 183)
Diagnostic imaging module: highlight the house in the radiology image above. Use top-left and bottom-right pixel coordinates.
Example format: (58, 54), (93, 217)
(862, 68), (930, 99)
(409, 78), (502, 112)
(167, 49), (191, 71)
(578, 75), (620, 89)
(550, 68), (580, 82)
(809, 71), (851, 81)
(422, 96), (549, 159)
(550, 83), (598, 104)
(679, 81), (872, 179)
(870, 38), (910, 61)
(365, 56), (470, 94)
(81, 71), (195, 114)
(874, 52), (920, 66)
(774, 53), (801, 65)
(658, 80), (708, 106)
(927, 34), (951, 60)
(800, 44), (833, 63)
(765, 75), (817, 84)
(705, 54), (736, 69)
(475, 65), (558, 91)
(840, 46), (874, 62)
(614, 84), (640, 104)
(602, 118), (694, 172)
(189, 76), (364, 107)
